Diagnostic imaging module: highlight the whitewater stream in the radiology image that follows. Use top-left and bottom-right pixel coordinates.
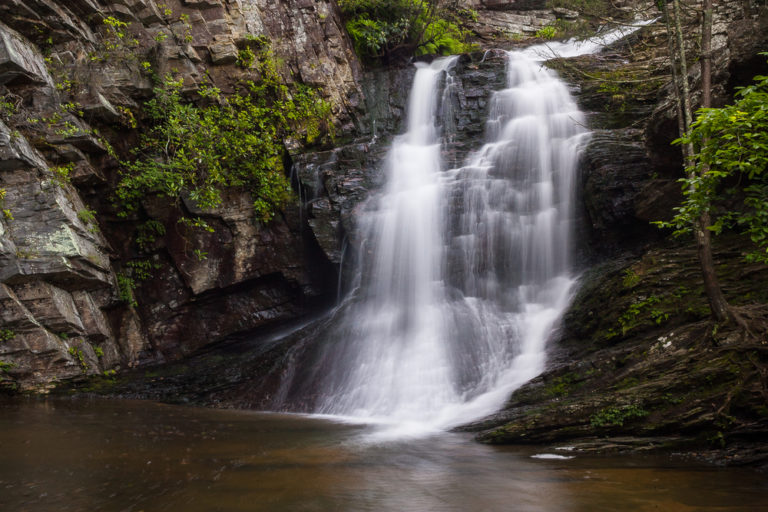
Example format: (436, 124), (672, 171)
(273, 28), (649, 436)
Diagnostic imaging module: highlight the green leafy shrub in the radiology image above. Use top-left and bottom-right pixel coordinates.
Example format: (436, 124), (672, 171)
(0, 95), (18, 121)
(98, 16), (139, 61)
(116, 272), (137, 307)
(236, 47), (256, 69)
(535, 25), (557, 40)
(77, 208), (98, 233)
(115, 49), (332, 223)
(135, 220), (166, 252)
(339, 0), (473, 61)
(68, 345), (88, 372)
(345, 17), (390, 57)
(544, 374), (576, 397)
(622, 268), (641, 288)
(50, 163), (74, 187)
(416, 17), (471, 56)
(615, 288), (691, 336)
(659, 60), (768, 264)
(0, 188), (12, 221)
(126, 259), (160, 281)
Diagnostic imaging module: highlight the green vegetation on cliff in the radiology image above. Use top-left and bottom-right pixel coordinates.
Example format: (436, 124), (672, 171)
(338, 0), (473, 61)
(663, 61), (768, 265)
(116, 51), (333, 223)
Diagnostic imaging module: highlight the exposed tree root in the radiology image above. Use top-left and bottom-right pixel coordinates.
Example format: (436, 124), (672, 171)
(727, 304), (768, 344)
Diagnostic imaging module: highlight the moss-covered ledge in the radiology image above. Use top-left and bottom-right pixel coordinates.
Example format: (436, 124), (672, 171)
(458, 235), (768, 469)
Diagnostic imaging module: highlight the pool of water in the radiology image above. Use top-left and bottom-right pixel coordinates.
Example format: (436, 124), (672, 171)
(1, 398), (766, 512)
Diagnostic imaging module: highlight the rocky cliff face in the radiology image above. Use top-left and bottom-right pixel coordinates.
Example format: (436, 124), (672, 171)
(0, 0), (569, 392)
(0, 0), (366, 391)
(65, 50), (518, 406)
(460, 1), (768, 467)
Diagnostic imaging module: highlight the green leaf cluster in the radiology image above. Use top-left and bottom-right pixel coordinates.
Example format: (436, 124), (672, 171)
(97, 16), (139, 60)
(339, 0), (473, 61)
(116, 272), (137, 307)
(115, 50), (333, 223)
(68, 345), (88, 372)
(660, 58), (768, 264)
(135, 220), (166, 251)
(535, 25), (557, 40)
(236, 47), (256, 69)
(0, 188), (12, 220)
(0, 95), (18, 121)
(417, 17), (471, 56)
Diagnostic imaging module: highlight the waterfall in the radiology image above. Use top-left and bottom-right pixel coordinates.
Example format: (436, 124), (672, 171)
(280, 27), (650, 435)
(315, 58), (462, 424)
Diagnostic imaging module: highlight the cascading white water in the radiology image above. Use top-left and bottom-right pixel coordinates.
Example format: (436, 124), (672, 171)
(434, 50), (588, 424)
(291, 26), (650, 435)
(315, 58), (462, 425)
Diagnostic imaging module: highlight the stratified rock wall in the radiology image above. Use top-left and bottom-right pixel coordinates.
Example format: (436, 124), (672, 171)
(0, 0), (365, 391)
(561, 1), (768, 259)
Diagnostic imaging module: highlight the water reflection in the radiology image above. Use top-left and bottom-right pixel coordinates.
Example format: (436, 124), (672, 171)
(0, 398), (766, 512)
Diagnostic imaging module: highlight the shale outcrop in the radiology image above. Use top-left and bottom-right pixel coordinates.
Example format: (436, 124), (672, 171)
(0, 0), (367, 391)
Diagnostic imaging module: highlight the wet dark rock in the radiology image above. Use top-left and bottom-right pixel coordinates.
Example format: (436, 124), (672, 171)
(481, 0), (547, 10)
(461, 235), (768, 467)
(293, 140), (387, 264)
(581, 128), (666, 257)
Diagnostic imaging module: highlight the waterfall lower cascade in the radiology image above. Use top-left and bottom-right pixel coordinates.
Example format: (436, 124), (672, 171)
(283, 31), (649, 435)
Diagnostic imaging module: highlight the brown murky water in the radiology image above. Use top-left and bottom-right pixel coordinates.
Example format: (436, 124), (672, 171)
(0, 398), (766, 512)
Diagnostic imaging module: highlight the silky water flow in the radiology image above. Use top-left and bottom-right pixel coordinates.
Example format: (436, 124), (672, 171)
(275, 30), (651, 436)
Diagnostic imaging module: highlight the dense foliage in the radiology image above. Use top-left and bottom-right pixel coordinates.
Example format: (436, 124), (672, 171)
(338, 0), (473, 61)
(661, 62), (768, 263)
(115, 52), (332, 223)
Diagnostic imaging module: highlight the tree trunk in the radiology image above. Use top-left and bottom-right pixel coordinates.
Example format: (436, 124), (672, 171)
(701, 0), (713, 110)
(696, 0), (732, 322)
(695, 216), (732, 321)
(661, 1), (688, 151)
(670, 0), (732, 322)
(671, 0), (694, 146)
